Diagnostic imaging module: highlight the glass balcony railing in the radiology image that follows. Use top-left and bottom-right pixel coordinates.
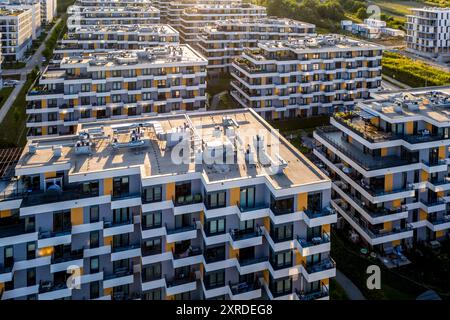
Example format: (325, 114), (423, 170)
(237, 255), (268, 267)
(297, 232), (330, 248)
(52, 249), (84, 264)
(303, 207), (335, 220)
(172, 246), (202, 260)
(296, 283), (329, 300)
(165, 223), (197, 235)
(21, 188), (100, 207)
(229, 227), (262, 241)
(39, 281), (68, 294)
(302, 258), (336, 274)
(229, 280), (261, 295)
(165, 272), (196, 287)
(173, 193), (203, 206)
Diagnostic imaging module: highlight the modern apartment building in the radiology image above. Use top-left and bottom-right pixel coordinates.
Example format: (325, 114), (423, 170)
(0, 0), (56, 24)
(76, 0), (152, 7)
(178, 3), (267, 44)
(341, 18), (405, 39)
(0, 4), (41, 61)
(406, 7), (450, 62)
(25, 45), (207, 137)
(230, 35), (383, 120)
(66, 4), (160, 31)
(197, 18), (316, 75)
(313, 89), (450, 257)
(54, 24), (179, 59)
(166, 0), (240, 29)
(0, 107), (336, 300)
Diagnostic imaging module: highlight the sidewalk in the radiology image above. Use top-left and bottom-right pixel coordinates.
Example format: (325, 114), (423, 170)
(335, 269), (366, 300)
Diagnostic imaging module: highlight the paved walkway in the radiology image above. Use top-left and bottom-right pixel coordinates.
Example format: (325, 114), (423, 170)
(335, 269), (366, 300)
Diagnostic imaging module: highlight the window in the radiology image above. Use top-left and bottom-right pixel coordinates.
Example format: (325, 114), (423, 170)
(112, 176), (129, 198)
(204, 245), (225, 263)
(27, 268), (36, 286)
(270, 250), (292, 270)
(143, 288), (161, 300)
(270, 276), (292, 297)
(53, 210), (71, 233)
(240, 186), (255, 209)
(113, 234), (129, 249)
(205, 191), (226, 209)
(27, 242), (36, 260)
(142, 263), (161, 282)
(204, 270), (225, 289)
(113, 259), (129, 273)
(307, 192), (322, 213)
(90, 257), (99, 273)
(270, 223), (293, 243)
(206, 218), (225, 235)
(142, 186), (162, 203)
(81, 181), (99, 195)
(90, 231), (99, 248)
(4, 246), (13, 268)
(90, 206), (99, 223)
(90, 281), (100, 299)
(142, 211), (162, 230)
(142, 238), (161, 256)
(113, 208), (130, 224)
(270, 195), (294, 215)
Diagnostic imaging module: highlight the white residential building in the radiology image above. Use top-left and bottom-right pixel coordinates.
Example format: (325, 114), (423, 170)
(0, 4), (41, 61)
(54, 24), (179, 60)
(406, 7), (450, 62)
(230, 35), (383, 120)
(197, 18), (316, 75)
(341, 18), (405, 39)
(314, 89), (450, 259)
(25, 45), (207, 137)
(0, 107), (335, 300)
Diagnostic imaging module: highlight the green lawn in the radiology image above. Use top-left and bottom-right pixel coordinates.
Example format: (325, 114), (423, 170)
(269, 115), (330, 134)
(329, 279), (349, 300)
(382, 52), (450, 87)
(0, 87), (14, 110)
(331, 229), (426, 300)
(214, 92), (238, 110)
(206, 74), (233, 98)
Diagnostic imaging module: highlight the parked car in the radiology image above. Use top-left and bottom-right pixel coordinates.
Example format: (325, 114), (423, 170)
(3, 79), (19, 87)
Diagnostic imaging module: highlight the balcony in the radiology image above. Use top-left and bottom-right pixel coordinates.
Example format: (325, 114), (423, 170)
(229, 280), (262, 300)
(0, 264), (13, 283)
(332, 199), (413, 245)
(38, 281), (71, 300)
(165, 273), (197, 296)
(302, 258), (336, 282)
(229, 227), (263, 249)
(296, 283), (329, 300)
(296, 232), (331, 256)
(21, 188), (100, 208)
(172, 246), (203, 268)
(103, 268), (134, 289)
(0, 220), (36, 245)
(111, 244), (141, 261)
(315, 127), (414, 171)
(426, 216), (450, 232)
(103, 219), (134, 237)
(303, 206), (337, 227)
(236, 256), (268, 275)
(51, 249), (84, 273)
(237, 204), (269, 220)
(111, 192), (141, 208)
(165, 223), (198, 243)
(38, 229), (72, 248)
(172, 194), (203, 215)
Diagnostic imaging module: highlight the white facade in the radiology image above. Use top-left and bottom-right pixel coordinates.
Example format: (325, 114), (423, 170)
(406, 7), (450, 62)
(0, 4), (41, 61)
(341, 19), (405, 39)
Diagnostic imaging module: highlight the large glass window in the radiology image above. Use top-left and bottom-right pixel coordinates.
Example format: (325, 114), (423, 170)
(205, 191), (226, 209)
(240, 186), (255, 209)
(113, 208), (130, 224)
(142, 263), (161, 282)
(206, 218), (225, 235)
(204, 270), (225, 289)
(142, 211), (162, 230)
(113, 176), (129, 198)
(142, 186), (162, 203)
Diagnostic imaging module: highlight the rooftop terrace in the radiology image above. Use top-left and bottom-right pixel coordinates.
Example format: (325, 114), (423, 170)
(15, 109), (328, 189)
(361, 89), (450, 124)
(258, 34), (382, 52)
(66, 24), (178, 35)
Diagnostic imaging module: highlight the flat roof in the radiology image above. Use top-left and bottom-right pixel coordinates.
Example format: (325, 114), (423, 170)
(361, 89), (450, 123)
(16, 109), (328, 189)
(68, 24), (178, 35)
(59, 45), (206, 69)
(258, 34), (383, 52)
